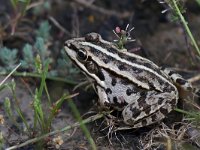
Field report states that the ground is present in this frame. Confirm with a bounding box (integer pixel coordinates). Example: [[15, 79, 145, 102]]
[[0, 0, 200, 149]]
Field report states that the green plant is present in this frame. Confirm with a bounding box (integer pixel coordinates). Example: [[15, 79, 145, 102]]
[[0, 47, 18, 71], [33, 1, 51, 15], [20, 44, 34, 70], [0, 132, 3, 150], [175, 108, 200, 126], [68, 97, 97, 150], [196, 0, 200, 6], [10, 0, 31, 15], [0, 21, 80, 85], [2, 55, 77, 148], [36, 21, 51, 40], [0, 21, 79, 84], [161, 0, 200, 57], [57, 51, 80, 77]]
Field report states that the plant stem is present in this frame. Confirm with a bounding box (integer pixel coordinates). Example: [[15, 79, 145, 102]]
[[172, 0, 200, 56], [6, 113, 104, 150], [68, 98, 97, 150], [175, 108, 197, 117], [196, 0, 200, 6]]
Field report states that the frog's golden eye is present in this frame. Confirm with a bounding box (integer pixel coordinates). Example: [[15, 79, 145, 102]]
[[77, 49, 87, 61]]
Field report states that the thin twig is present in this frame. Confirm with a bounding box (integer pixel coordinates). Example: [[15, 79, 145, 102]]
[[6, 113, 104, 150], [48, 16, 71, 36], [73, 0, 131, 19]]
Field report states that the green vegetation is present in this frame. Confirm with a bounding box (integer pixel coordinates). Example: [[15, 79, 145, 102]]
[[164, 0, 200, 56], [0, 21, 79, 82], [162, 0, 200, 129], [11, 0, 31, 15]]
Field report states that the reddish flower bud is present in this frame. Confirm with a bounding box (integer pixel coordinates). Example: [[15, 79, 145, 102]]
[[115, 27, 121, 33]]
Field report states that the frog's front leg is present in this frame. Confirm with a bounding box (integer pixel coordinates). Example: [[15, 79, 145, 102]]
[[96, 85, 111, 109], [162, 68, 193, 91], [122, 91, 177, 128]]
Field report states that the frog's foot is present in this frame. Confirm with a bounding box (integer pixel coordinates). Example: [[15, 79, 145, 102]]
[[193, 88, 200, 97], [161, 68, 192, 91]]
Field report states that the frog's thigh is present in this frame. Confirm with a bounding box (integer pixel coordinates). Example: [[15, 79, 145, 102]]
[[122, 92, 177, 128], [162, 67, 192, 91], [96, 85, 110, 108]]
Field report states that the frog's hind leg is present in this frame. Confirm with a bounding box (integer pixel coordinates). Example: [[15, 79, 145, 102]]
[[122, 91, 177, 128], [194, 88, 200, 97], [162, 68, 192, 91], [161, 68, 200, 98]]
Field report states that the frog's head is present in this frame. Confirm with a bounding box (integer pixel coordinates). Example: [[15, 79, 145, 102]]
[[64, 33, 115, 85], [64, 33, 102, 64]]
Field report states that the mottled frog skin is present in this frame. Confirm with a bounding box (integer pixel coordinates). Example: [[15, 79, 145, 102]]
[[64, 33, 197, 128]]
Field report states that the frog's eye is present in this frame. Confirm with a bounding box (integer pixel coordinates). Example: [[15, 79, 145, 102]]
[[85, 32, 100, 42], [77, 49, 87, 61]]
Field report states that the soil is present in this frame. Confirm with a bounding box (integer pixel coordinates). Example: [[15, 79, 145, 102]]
[[0, 0, 200, 149]]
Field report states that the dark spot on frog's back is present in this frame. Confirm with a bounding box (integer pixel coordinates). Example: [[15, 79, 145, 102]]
[[113, 96, 117, 103], [106, 88, 112, 94], [120, 53, 136, 62], [98, 41, 118, 53], [102, 58, 110, 64], [144, 107, 151, 115], [160, 108, 168, 115], [158, 97, 164, 105], [132, 67, 143, 73], [118, 64, 126, 71], [126, 88, 133, 96], [143, 62, 153, 69], [141, 119, 147, 126], [102, 55, 113, 64], [111, 78, 117, 86], [140, 91, 147, 97], [170, 98, 177, 106], [107, 47, 118, 54], [163, 83, 174, 93], [151, 114, 157, 122], [130, 107, 141, 118], [97, 70, 105, 81], [138, 99, 151, 113], [90, 47, 100, 56]]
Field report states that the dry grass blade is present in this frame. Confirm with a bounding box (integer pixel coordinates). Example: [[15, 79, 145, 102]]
[[0, 63, 21, 87], [6, 113, 104, 150], [188, 74, 200, 83], [48, 16, 71, 36]]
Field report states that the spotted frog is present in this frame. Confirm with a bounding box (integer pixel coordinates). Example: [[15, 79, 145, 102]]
[[64, 33, 198, 128]]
